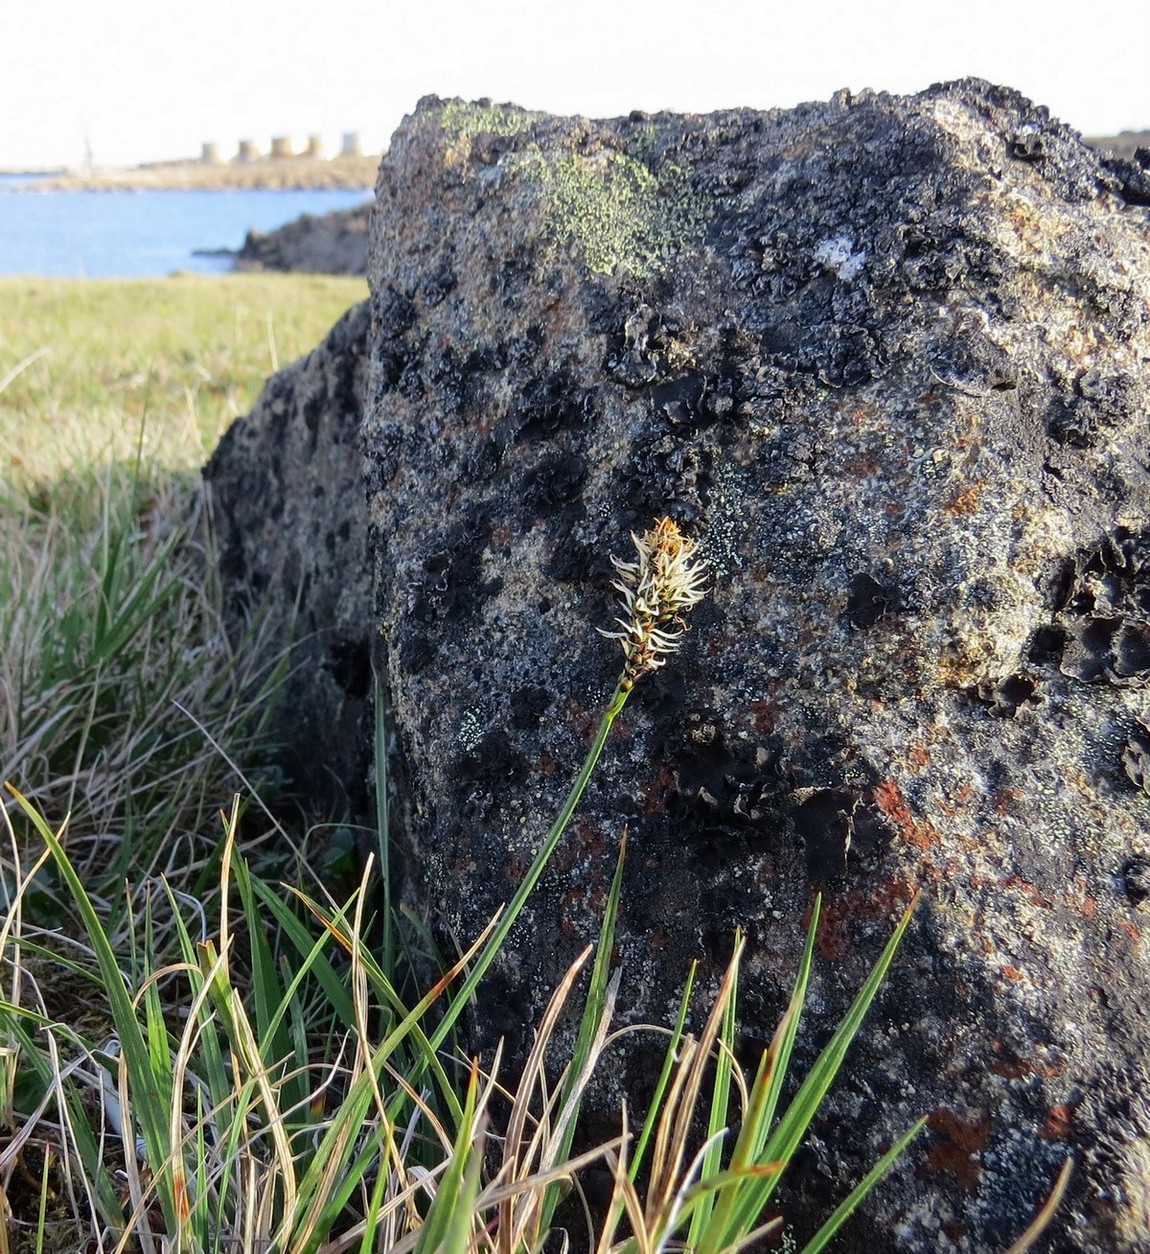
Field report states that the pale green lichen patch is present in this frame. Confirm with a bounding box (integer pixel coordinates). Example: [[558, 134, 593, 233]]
[[513, 148, 711, 277], [437, 100, 546, 140]]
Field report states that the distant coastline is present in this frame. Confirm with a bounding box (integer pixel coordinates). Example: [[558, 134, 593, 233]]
[[4, 154, 380, 192]]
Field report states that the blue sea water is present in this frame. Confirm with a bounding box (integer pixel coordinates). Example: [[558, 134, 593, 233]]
[[0, 180, 373, 278]]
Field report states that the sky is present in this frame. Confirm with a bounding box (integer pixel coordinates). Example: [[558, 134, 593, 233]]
[[2, 0, 1148, 171]]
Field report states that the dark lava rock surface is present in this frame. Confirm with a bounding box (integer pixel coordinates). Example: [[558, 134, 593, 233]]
[[204, 300, 374, 815], [211, 82, 1150, 1251]]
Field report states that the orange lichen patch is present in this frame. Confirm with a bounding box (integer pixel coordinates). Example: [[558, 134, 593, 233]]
[[1001, 874, 1053, 909], [1114, 916, 1143, 955], [559, 886, 610, 938], [1063, 876, 1096, 919], [921, 1108, 992, 1191], [936, 786, 977, 819], [845, 451, 883, 476], [749, 698, 780, 735], [872, 779, 939, 850], [869, 877, 919, 918], [943, 485, 983, 517], [1040, 1102, 1077, 1140], [988, 1041, 1062, 1082], [639, 764, 677, 816], [1000, 965, 1025, 982], [811, 877, 918, 961], [815, 906, 853, 960], [504, 851, 529, 884], [560, 886, 586, 938], [552, 818, 605, 874], [570, 703, 601, 741], [906, 744, 932, 771], [991, 788, 1021, 816], [989, 1040, 1035, 1080]]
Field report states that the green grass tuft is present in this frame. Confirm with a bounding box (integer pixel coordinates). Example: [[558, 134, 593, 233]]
[[0, 275, 365, 914]]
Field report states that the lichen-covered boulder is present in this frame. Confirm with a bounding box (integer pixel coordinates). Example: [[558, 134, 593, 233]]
[[204, 301, 374, 816], [359, 84, 1150, 1251], [204, 80, 1150, 1249]]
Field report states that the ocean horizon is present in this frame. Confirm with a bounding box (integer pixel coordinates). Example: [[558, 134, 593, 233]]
[[0, 182, 373, 278]]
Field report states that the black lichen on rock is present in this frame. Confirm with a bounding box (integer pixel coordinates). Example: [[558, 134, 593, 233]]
[[843, 572, 900, 630], [1122, 719, 1150, 793], [1121, 855, 1150, 904], [1059, 529, 1150, 686], [792, 787, 860, 881]]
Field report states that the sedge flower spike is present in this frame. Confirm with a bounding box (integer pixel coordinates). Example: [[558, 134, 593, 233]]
[[602, 516, 708, 689]]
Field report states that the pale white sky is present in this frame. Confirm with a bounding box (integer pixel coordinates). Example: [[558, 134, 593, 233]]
[[2, 0, 1147, 170]]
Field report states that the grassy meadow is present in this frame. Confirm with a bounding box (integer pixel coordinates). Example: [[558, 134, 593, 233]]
[[0, 273, 1059, 1252], [0, 274, 366, 879], [0, 274, 363, 487]]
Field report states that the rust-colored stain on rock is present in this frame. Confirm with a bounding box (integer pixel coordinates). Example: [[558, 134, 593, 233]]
[[871, 779, 939, 851], [922, 1108, 992, 1191]]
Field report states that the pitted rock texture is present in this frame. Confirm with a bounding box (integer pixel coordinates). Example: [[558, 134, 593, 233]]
[[359, 85, 1150, 1252], [204, 300, 374, 816], [206, 80, 1150, 1250]]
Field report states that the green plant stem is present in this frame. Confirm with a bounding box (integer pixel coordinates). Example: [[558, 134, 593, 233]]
[[427, 681, 631, 1054]]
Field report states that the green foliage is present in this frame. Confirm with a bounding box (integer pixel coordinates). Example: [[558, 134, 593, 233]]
[[1, 728, 925, 1253], [0, 273, 365, 495]]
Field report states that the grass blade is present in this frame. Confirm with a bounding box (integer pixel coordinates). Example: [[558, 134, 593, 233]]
[[6, 785, 181, 1236], [798, 1117, 927, 1254]]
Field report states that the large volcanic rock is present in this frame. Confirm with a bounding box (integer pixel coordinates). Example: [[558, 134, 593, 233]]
[[204, 301, 374, 816], [210, 82, 1150, 1250]]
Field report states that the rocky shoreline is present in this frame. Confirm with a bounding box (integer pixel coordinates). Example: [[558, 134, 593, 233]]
[[230, 203, 371, 275]]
